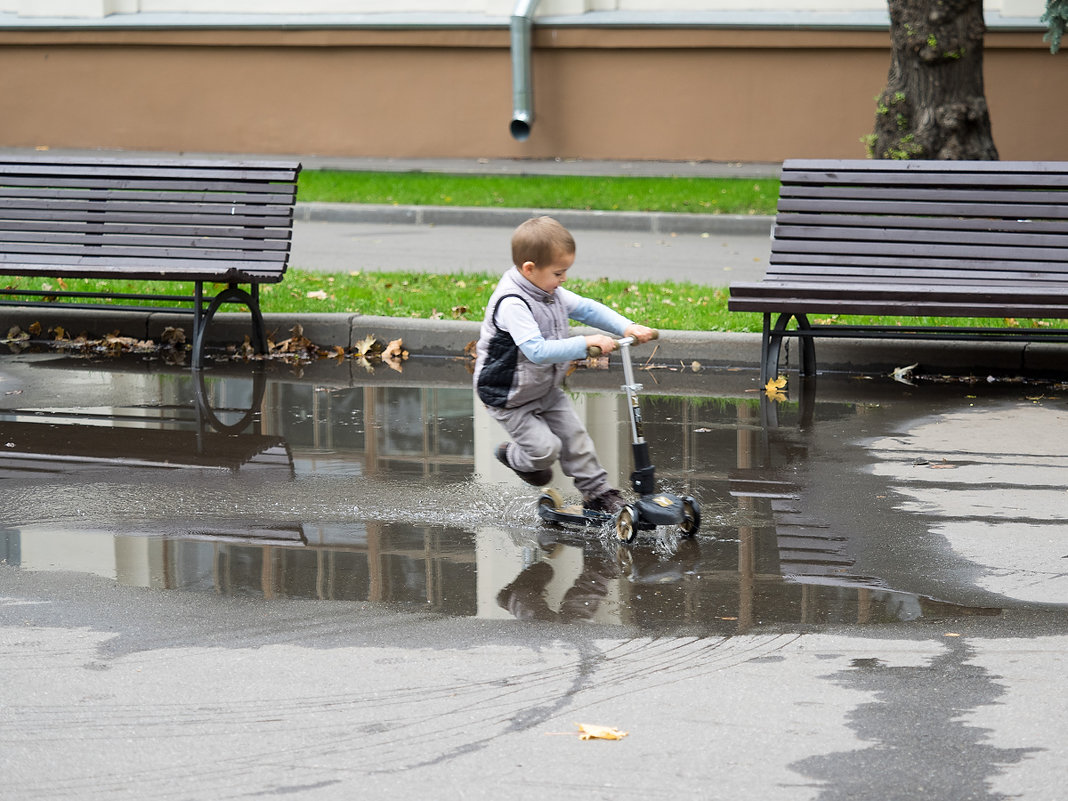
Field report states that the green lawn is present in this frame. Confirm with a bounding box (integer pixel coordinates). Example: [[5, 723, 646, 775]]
[[297, 170, 780, 216], [2, 271, 1055, 337]]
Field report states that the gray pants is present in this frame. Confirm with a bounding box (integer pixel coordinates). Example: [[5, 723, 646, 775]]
[[486, 386, 610, 498]]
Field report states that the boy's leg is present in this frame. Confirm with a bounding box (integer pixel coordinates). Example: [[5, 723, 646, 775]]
[[486, 401, 561, 474], [539, 388, 611, 498]]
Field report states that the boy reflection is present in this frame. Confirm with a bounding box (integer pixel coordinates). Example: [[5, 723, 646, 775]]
[[497, 549, 618, 622]]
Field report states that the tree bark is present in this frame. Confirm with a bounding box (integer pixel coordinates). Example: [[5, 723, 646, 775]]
[[871, 0, 998, 160]]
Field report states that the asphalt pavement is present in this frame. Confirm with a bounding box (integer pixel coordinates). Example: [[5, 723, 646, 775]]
[[289, 212, 773, 285]]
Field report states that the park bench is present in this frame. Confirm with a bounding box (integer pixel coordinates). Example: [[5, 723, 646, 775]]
[[0, 154, 301, 368], [728, 159, 1068, 382]]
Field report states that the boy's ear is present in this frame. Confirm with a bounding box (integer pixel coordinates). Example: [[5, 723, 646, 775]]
[[519, 260, 537, 276]]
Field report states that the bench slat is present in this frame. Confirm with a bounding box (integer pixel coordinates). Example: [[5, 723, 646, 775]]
[[0, 208, 294, 227], [765, 263, 1068, 284], [775, 222, 1068, 248], [0, 230, 292, 252], [776, 197, 1068, 220], [0, 187, 297, 206], [0, 220, 294, 240], [0, 244, 286, 262], [0, 256, 287, 281], [0, 161, 300, 182], [772, 239, 1068, 265], [774, 213, 1068, 236], [0, 197, 295, 217]]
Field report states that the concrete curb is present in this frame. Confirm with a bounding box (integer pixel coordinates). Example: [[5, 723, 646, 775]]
[[296, 202, 775, 236], [4, 307, 1065, 377]]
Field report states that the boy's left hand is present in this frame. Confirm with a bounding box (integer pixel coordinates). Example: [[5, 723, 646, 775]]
[[624, 324, 657, 344]]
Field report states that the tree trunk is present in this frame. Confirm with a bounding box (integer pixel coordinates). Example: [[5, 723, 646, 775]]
[[871, 0, 998, 160]]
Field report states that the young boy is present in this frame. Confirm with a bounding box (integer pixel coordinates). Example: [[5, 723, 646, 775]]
[[473, 216, 656, 514]]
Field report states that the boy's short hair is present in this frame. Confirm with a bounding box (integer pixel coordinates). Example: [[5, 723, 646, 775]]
[[511, 216, 575, 268]]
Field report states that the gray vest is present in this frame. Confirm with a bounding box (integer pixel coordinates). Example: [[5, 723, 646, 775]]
[[474, 268, 571, 408]]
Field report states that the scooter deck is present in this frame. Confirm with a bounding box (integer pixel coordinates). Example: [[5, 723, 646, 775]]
[[536, 502, 612, 528]]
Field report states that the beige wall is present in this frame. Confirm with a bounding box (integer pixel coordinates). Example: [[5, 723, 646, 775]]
[[0, 25, 1064, 162]]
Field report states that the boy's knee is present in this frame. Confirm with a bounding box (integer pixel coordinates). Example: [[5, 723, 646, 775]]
[[525, 438, 561, 469]]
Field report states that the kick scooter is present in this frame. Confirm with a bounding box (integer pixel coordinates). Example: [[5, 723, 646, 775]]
[[536, 334, 701, 544]]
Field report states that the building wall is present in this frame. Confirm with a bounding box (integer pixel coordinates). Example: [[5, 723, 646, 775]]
[[0, 22, 1064, 162]]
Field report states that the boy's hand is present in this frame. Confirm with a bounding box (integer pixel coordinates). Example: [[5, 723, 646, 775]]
[[625, 324, 658, 344], [585, 334, 618, 355]]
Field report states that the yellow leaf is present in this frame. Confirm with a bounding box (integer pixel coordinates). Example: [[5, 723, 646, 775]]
[[764, 375, 788, 402], [576, 723, 628, 741]]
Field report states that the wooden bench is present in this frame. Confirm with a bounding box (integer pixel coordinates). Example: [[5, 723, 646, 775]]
[[728, 159, 1068, 382], [0, 154, 301, 368]]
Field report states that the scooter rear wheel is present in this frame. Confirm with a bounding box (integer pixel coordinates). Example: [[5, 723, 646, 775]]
[[678, 496, 701, 538], [615, 505, 638, 544], [538, 487, 565, 511]]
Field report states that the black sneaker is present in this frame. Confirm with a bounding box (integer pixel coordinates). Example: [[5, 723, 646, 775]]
[[496, 443, 553, 487], [583, 488, 627, 515]]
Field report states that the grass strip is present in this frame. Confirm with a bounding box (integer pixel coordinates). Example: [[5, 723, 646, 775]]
[[297, 171, 780, 216], [3, 270, 1061, 338]]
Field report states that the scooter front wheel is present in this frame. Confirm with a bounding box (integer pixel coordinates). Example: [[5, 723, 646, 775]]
[[615, 505, 638, 544], [678, 496, 701, 538]]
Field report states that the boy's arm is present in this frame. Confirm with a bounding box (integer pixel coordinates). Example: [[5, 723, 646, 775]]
[[563, 289, 656, 344]]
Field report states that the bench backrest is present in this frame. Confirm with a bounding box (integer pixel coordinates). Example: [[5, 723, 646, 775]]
[[771, 159, 1068, 290], [0, 156, 301, 283]]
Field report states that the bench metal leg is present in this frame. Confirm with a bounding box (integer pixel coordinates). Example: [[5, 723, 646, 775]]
[[192, 283, 267, 370], [761, 313, 817, 383], [795, 313, 816, 377], [762, 312, 792, 384]]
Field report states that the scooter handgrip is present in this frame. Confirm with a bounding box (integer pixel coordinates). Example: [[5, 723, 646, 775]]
[[649, 329, 659, 340], [587, 345, 602, 358]]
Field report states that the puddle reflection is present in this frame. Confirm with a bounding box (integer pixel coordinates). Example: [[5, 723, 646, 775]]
[[1, 352, 1063, 634]]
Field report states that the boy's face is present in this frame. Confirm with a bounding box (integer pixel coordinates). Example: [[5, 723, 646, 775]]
[[520, 249, 574, 295]]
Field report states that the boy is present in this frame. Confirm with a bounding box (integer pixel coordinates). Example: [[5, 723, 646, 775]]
[[473, 216, 656, 514]]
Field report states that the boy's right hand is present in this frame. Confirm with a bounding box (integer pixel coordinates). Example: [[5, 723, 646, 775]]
[[585, 334, 617, 356]]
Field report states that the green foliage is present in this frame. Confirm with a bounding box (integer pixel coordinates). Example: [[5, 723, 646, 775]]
[[1043, 0, 1068, 52]]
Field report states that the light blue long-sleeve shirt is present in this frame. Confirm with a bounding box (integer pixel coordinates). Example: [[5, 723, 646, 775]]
[[496, 287, 632, 364]]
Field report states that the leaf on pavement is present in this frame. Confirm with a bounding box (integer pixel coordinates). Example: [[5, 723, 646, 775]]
[[576, 723, 628, 741]]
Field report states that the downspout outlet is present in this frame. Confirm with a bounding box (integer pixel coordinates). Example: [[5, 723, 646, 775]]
[[510, 0, 539, 141]]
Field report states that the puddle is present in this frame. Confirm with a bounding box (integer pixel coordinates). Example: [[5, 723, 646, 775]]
[[1, 351, 1066, 634]]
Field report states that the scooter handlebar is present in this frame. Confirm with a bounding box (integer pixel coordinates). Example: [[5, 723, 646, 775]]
[[586, 329, 658, 358]]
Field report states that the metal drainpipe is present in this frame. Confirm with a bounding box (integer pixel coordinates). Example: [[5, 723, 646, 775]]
[[509, 0, 540, 141]]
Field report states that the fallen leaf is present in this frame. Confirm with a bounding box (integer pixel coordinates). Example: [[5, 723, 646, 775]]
[[929, 458, 957, 469], [306, 289, 329, 300], [382, 338, 407, 361], [353, 333, 379, 357], [891, 363, 919, 385], [576, 723, 628, 741], [764, 375, 788, 402]]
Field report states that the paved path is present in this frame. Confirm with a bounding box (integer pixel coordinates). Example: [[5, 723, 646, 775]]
[[290, 218, 772, 285]]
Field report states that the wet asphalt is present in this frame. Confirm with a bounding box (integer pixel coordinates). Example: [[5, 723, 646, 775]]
[[3, 152, 1068, 801]]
